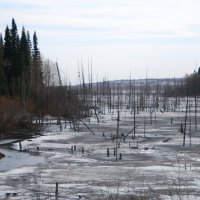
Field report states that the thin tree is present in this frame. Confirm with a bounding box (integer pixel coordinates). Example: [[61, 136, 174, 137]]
[[183, 82, 189, 147], [32, 31, 43, 109], [116, 110, 120, 161]]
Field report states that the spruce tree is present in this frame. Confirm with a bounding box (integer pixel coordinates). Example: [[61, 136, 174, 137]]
[[32, 31, 44, 111], [11, 18, 21, 95], [10, 18, 19, 49], [0, 33, 8, 95], [19, 27, 32, 98], [33, 31, 40, 59], [3, 26, 12, 65], [0, 34, 2, 44], [32, 31, 43, 86], [26, 31, 32, 64], [3, 26, 13, 95], [20, 27, 31, 71], [3, 19, 20, 95], [10, 18, 20, 74]]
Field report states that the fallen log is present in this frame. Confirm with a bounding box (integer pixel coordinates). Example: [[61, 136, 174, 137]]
[[124, 125, 139, 139], [79, 119, 95, 135], [163, 138, 172, 143]]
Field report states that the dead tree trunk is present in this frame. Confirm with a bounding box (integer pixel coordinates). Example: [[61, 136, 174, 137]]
[[183, 90, 189, 147], [116, 110, 120, 161]]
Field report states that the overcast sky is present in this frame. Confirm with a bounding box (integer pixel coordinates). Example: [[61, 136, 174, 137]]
[[1, 0, 200, 83]]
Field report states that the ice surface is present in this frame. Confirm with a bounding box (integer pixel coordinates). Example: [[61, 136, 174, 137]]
[[0, 106, 200, 199]]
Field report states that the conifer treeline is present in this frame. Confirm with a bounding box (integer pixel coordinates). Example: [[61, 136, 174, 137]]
[[0, 18, 43, 99], [0, 19, 86, 134]]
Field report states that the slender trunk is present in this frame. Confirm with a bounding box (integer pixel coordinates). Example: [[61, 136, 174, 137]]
[[116, 110, 120, 161], [144, 114, 146, 138], [183, 93, 189, 147], [133, 81, 136, 138], [189, 99, 192, 147], [194, 95, 197, 130]]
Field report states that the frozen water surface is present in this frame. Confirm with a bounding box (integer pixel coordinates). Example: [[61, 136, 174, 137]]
[[0, 148, 44, 172], [0, 109, 200, 199]]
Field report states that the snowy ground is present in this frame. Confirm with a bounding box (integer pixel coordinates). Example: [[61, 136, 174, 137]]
[[0, 108, 200, 200]]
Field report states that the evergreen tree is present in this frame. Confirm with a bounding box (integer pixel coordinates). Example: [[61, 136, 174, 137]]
[[0, 34, 2, 44], [32, 31, 44, 110], [26, 31, 32, 63], [10, 18, 20, 75], [3, 19, 20, 95], [3, 26, 13, 95], [10, 18, 19, 49], [20, 27, 31, 71], [32, 31, 43, 85], [11, 18, 20, 95], [3, 26, 12, 65], [0, 33, 8, 95], [19, 27, 32, 98], [33, 31, 40, 59], [1, 19, 43, 99]]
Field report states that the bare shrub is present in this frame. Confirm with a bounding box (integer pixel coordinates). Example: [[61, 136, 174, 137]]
[[0, 97, 22, 132], [0, 97, 35, 134]]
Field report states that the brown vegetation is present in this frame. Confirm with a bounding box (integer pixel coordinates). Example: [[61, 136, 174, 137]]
[[0, 96, 35, 136]]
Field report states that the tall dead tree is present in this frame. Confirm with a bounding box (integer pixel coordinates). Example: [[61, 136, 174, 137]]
[[116, 110, 120, 161], [133, 80, 136, 138], [183, 84, 189, 147]]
